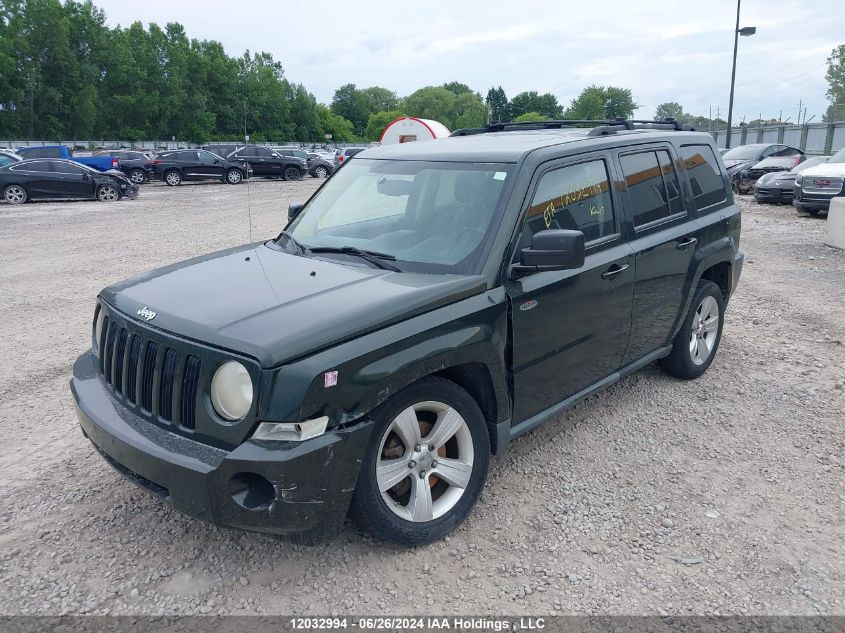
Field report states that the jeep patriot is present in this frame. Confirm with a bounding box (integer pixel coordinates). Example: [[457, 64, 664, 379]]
[[71, 119, 743, 545]]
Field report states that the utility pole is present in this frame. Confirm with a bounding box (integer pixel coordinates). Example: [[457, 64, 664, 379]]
[[797, 99, 802, 126], [725, 0, 756, 147]]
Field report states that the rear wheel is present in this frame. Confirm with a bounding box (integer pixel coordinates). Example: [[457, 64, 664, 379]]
[[314, 165, 328, 178], [283, 167, 301, 181], [128, 168, 146, 184], [3, 184, 27, 205], [350, 377, 490, 545], [97, 184, 119, 202], [659, 280, 725, 379], [226, 168, 243, 184], [164, 170, 182, 186]]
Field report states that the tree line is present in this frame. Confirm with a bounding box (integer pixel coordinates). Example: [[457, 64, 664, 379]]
[[0, 0, 641, 143]]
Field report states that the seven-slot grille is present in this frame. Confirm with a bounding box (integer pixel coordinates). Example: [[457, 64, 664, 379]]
[[96, 307, 201, 430]]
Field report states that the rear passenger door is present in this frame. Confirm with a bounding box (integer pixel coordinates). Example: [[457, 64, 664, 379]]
[[616, 145, 701, 364], [507, 153, 634, 424]]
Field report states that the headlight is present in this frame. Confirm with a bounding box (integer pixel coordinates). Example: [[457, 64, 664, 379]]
[[211, 361, 253, 420], [94, 306, 105, 350], [794, 175, 803, 186]]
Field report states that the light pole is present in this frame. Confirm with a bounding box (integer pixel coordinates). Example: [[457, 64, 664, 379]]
[[725, 0, 756, 148]]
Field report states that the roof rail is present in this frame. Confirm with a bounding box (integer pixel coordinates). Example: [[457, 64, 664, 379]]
[[450, 118, 695, 137]]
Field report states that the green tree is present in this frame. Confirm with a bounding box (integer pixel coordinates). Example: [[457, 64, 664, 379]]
[[365, 109, 406, 141], [485, 86, 509, 123], [317, 104, 356, 142], [513, 111, 547, 122], [509, 91, 562, 119], [442, 81, 473, 96], [360, 86, 398, 113], [453, 92, 486, 129], [825, 44, 845, 122], [404, 86, 456, 128], [330, 83, 370, 135], [654, 101, 684, 122], [565, 85, 637, 120]]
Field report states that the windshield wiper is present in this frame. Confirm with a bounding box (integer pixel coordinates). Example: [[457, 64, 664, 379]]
[[308, 246, 401, 271], [277, 231, 308, 255]]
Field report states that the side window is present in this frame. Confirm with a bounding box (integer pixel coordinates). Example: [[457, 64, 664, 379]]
[[54, 161, 84, 174], [620, 151, 679, 228], [656, 150, 684, 216], [772, 146, 800, 157], [16, 160, 52, 172], [524, 159, 616, 244], [680, 145, 728, 211], [198, 151, 217, 164], [255, 147, 272, 157]]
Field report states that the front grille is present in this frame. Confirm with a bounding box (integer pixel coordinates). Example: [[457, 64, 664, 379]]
[[95, 310, 200, 431], [803, 177, 844, 195], [92, 301, 258, 446]]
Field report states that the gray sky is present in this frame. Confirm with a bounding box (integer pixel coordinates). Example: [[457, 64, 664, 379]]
[[94, 0, 841, 124]]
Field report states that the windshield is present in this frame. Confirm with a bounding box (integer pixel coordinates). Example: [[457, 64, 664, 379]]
[[723, 146, 763, 160], [284, 158, 513, 274]]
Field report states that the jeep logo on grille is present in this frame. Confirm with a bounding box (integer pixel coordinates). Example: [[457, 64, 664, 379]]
[[136, 306, 157, 321]]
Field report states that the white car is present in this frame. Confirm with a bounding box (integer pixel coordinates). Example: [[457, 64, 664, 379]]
[[793, 147, 845, 215]]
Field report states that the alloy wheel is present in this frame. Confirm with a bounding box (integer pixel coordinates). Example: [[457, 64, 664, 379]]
[[689, 295, 719, 365], [315, 166, 328, 178], [4, 185, 25, 204], [165, 172, 181, 186], [98, 185, 118, 202], [376, 401, 474, 522], [129, 169, 146, 184], [227, 170, 242, 184]]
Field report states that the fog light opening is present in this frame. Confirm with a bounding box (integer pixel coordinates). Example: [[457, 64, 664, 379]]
[[227, 472, 275, 511]]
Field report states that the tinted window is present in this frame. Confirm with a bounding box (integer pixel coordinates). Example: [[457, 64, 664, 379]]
[[620, 150, 683, 228], [19, 147, 62, 159], [198, 151, 219, 164], [53, 161, 84, 174], [0, 155, 18, 167], [680, 145, 728, 211], [769, 145, 801, 157], [15, 160, 53, 172], [524, 159, 616, 243], [254, 147, 273, 158], [178, 151, 198, 161]]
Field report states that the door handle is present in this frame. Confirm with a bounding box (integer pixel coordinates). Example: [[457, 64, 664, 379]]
[[676, 237, 698, 251], [601, 263, 630, 279]]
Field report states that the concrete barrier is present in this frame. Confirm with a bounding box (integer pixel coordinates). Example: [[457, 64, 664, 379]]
[[826, 197, 845, 250]]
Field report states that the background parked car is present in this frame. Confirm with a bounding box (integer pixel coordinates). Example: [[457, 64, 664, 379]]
[[793, 147, 845, 216], [202, 144, 242, 158], [333, 147, 364, 167], [732, 154, 806, 194], [16, 145, 119, 172], [0, 149, 22, 167], [94, 150, 152, 184], [0, 159, 138, 204], [753, 156, 831, 204], [722, 143, 803, 177], [305, 152, 334, 178], [148, 149, 249, 186], [227, 146, 306, 180]]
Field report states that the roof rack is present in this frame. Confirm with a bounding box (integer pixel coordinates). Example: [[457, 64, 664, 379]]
[[450, 118, 696, 137]]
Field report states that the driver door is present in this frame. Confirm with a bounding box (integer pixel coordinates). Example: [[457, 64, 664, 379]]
[[506, 154, 634, 424], [196, 151, 224, 178]]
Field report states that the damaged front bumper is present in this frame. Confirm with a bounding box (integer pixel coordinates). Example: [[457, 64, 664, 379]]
[[71, 352, 373, 543]]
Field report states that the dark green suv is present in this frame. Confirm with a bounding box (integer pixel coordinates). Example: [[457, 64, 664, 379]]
[[71, 119, 743, 545]]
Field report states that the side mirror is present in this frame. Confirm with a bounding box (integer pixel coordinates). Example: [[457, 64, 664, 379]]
[[214, 159, 220, 164], [511, 229, 585, 278], [271, 153, 280, 158], [288, 203, 304, 222]]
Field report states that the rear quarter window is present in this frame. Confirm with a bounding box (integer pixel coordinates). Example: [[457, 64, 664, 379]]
[[680, 145, 728, 211]]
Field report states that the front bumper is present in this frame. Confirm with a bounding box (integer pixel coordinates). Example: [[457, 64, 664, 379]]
[[71, 352, 373, 542], [754, 186, 792, 203]]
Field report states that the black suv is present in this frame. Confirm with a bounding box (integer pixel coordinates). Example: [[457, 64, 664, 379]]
[[227, 146, 306, 180], [149, 149, 249, 186], [94, 150, 152, 185], [71, 119, 742, 545]]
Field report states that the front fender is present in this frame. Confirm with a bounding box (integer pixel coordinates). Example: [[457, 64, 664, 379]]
[[261, 288, 511, 435]]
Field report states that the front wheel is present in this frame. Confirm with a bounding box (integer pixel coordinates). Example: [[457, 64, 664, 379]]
[[226, 168, 243, 184], [659, 280, 725, 379], [350, 377, 490, 545], [283, 167, 301, 181], [97, 184, 119, 202], [3, 184, 27, 204]]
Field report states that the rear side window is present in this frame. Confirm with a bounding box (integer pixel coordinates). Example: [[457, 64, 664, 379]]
[[620, 150, 685, 228], [525, 159, 616, 244], [20, 147, 60, 159], [54, 161, 84, 174], [680, 145, 728, 211], [13, 160, 52, 172]]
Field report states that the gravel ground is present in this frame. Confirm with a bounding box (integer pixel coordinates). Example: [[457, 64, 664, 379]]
[[0, 183, 843, 617]]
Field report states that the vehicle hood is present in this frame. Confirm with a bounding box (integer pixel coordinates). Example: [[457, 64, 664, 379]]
[[799, 163, 845, 178], [100, 243, 487, 367], [757, 171, 796, 185], [723, 158, 755, 170]]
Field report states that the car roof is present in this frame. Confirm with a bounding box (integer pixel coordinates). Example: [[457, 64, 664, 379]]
[[360, 129, 715, 163]]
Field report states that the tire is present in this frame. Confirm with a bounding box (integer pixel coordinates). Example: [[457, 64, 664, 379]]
[[3, 184, 27, 205], [350, 376, 490, 546], [226, 168, 243, 184], [659, 280, 725, 380], [97, 184, 119, 202], [314, 165, 328, 178], [283, 167, 301, 181], [128, 169, 146, 184], [164, 170, 182, 186], [807, 209, 820, 217]]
